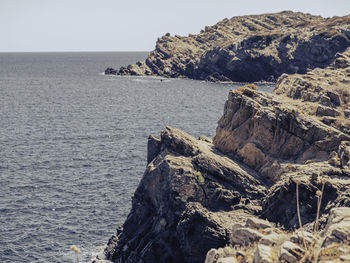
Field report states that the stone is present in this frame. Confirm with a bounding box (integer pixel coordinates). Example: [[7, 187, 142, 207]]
[[204, 248, 236, 263], [279, 241, 304, 262], [147, 135, 161, 163], [205, 248, 219, 263], [231, 227, 264, 245], [217, 257, 237, 263], [290, 229, 316, 246], [245, 217, 273, 229], [340, 254, 350, 261], [104, 67, 117, 75], [322, 207, 350, 247], [253, 244, 272, 263], [316, 105, 341, 117], [338, 141, 350, 168], [327, 91, 341, 106], [260, 232, 284, 246]]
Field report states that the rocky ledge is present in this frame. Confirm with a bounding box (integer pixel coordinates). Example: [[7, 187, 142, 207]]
[[105, 11, 350, 82], [94, 47, 350, 263]]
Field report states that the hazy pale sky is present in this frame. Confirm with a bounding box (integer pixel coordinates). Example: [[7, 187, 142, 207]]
[[0, 0, 349, 52]]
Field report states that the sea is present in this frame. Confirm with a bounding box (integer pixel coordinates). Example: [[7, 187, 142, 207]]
[[0, 52, 274, 262]]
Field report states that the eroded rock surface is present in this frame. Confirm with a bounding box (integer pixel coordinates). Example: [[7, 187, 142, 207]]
[[205, 207, 350, 263], [100, 12, 350, 263], [103, 127, 266, 263], [102, 120, 350, 263], [105, 11, 350, 83], [102, 65, 350, 261]]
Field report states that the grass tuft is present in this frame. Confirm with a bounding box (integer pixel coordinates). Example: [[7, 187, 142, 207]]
[[71, 245, 80, 263], [294, 177, 307, 249]]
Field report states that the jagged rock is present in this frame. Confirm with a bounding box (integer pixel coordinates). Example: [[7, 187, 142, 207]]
[[290, 229, 317, 246], [147, 135, 161, 163], [316, 105, 341, 117], [260, 232, 284, 246], [274, 46, 350, 134], [213, 88, 350, 181], [104, 67, 117, 75], [106, 11, 350, 83], [104, 127, 266, 263], [91, 245, 113, 263], [338, 141, 350, 168], [103, 25, 350, 261], [279, 241, 304, 262], [231, 227, 264, 245], [205, 249, 219, 263], [176, 203, 231, 262], [217, 257, 237, 263], [322, 207, 350, 247], [245, 217, 273, 229], [105, 81, 350, 262], [206, 207, 350, 263], [204, 247, 237, 263], [253, 244, 272, 263], [261, 177, 342, 228]]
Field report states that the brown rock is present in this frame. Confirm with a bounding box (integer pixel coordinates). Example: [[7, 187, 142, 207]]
[[106, 12, 350, 83]]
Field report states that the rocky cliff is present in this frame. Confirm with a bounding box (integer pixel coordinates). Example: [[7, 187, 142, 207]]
[[105, 11, 350, 82], [93, 46, 350, 263]]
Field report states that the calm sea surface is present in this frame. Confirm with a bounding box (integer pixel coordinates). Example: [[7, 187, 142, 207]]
[[0, 52, 274, 262]]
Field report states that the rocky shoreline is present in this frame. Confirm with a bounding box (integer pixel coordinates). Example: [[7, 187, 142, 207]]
[[105, 11, 350, 83], [96, 11, 350, 263]]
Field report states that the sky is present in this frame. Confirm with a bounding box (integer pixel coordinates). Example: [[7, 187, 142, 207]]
[[0, 0, 349, 52]]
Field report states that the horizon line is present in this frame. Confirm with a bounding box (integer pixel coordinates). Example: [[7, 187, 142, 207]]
[[0, 50, 151, 53]]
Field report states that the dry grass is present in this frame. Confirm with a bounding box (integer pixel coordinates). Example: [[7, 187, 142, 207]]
[[71, 245, 80, 263], [237, 83, 259, 92]]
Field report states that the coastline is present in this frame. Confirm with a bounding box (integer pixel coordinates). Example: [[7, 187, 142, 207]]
[[97, 10, 350, 263]]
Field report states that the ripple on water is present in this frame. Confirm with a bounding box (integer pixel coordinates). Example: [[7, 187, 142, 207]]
[[0, 52, 274, 262]]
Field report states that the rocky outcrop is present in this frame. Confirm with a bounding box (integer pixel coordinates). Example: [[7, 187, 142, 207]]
[[205, 207, 350, 263], [105, 11, 350, 82], [274, 47, 350, 135], [102, 127, 267, 263], [98, 13, 350, 263], [101, 83, 350, 262]]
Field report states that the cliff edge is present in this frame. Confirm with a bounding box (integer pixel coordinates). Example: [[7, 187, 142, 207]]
[[105, 11, 350, 82], [94, 46, 350, 263]]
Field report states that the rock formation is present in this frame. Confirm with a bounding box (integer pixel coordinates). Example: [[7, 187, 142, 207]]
[[96, 50, 350, 260], [205, 207, 350, 263], [95, 11, 350, 263], [105, 11, 350, 83]]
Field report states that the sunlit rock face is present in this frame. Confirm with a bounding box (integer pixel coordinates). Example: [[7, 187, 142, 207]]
[[98, 11, 350, 263], [106, 11, 350, 83]]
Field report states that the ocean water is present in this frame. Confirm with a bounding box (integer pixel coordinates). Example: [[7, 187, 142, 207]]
[[0, 52, 274, 262]]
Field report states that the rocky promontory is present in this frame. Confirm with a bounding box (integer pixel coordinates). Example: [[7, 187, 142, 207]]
[[105, 11, 350, 82], [96, 11, 350, 263], [94, 43, 350, 262]]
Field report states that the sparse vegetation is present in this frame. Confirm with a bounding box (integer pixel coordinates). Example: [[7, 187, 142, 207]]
[[294, 177, 307, 249], [71, 245, 80, 263], [237, 83, 259, 92], [314, 177, 326, 233], [194, 170, 205, 184]]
